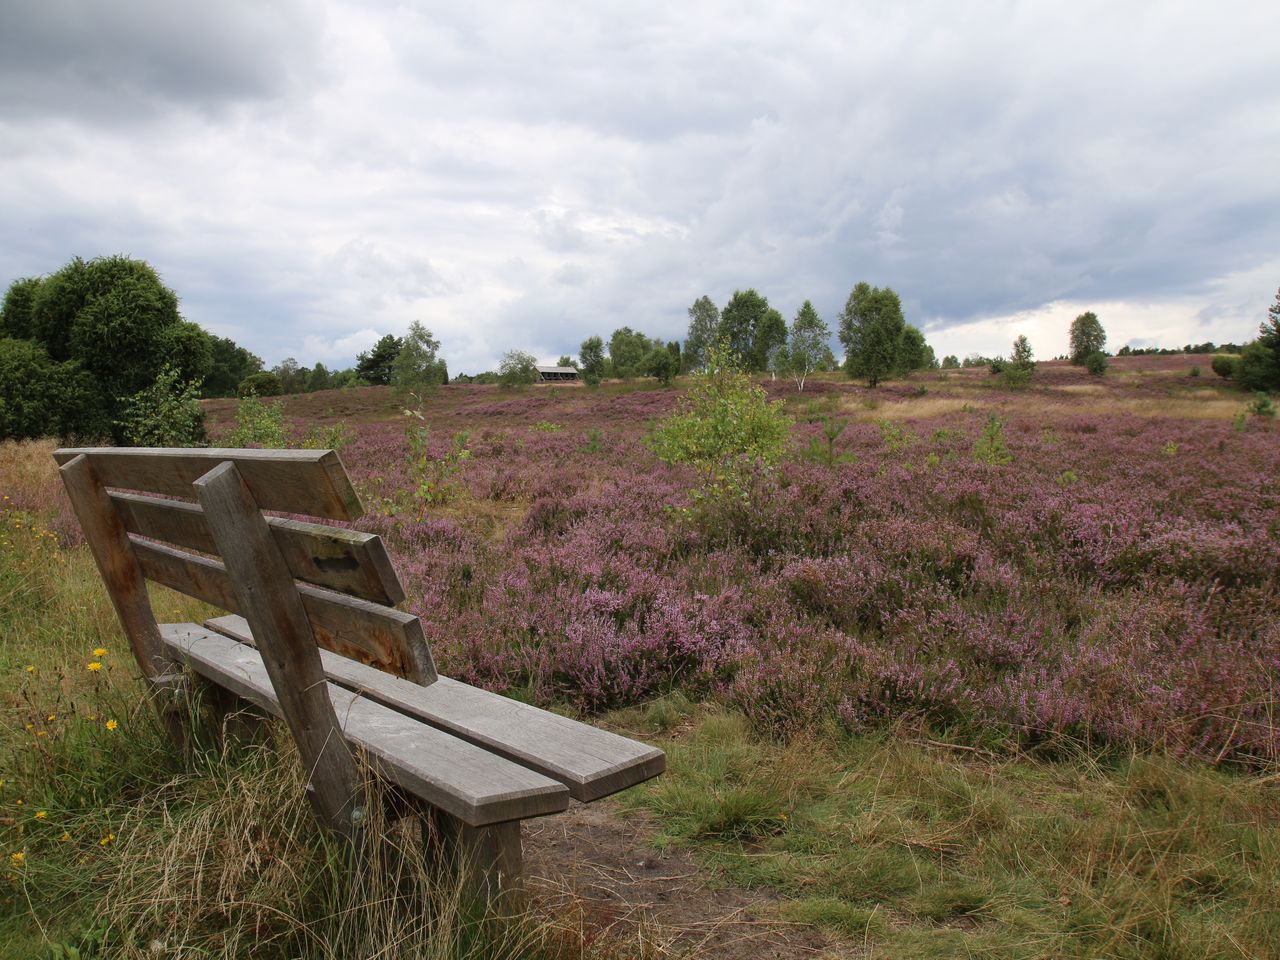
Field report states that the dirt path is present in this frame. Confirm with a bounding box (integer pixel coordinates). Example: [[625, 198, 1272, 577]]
[[524, 803, 857, 960]]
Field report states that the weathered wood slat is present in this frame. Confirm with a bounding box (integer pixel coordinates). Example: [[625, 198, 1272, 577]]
[[111, 491, 405, 605], [52, 447, 363, 520], [206, 614, 665, 801], [134, 540, 436, 684], [194, 460, 360, 835], [161, 624, 569, 825]]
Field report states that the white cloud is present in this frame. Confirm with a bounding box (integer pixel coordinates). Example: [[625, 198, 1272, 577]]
[[0, 0, 1277, 373]]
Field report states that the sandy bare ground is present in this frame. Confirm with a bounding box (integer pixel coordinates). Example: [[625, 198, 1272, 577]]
[[524, 803, 858, 960]]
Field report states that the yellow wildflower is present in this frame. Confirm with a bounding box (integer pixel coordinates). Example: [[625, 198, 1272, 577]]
[[105, 720, 118, 731], [24, 665, 34, 673], [34, 811, 46, 820], [60, 832, 70, 842], [46, 714, 55, 722], [87, 662, 102, 672], [98, 833, 114, 846], [9, 852, 24, 868], [93, 648, 108, 658], [36, 730, 47, 738]]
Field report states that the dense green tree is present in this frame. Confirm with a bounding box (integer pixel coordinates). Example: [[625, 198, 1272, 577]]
[[204, 336, 263, 397], [0, 277, 41, 340], [749, 306, 787, 373], [1243, 287, 1280, 391], [26, 256, 186, 405], [330, 368, 363, 389], [718, 289, 784, 372], [897, 324, 931, 374], [642, 345, 678, 385], [307, 362, 332, 392], [684, 295, 720, 372], [1, 255, 226, 438], [780, 300, 831, 391], [27, 256, 92, 360], [1084, 350, 1108, 376], [941, 355, 960, 369], [239, 371, 282, 397], [0, 337, 108, 440], [498, 349, 539, 387], [1235, 340, 1277, 391], [839, 282, 905, 387], [391, 322, 447, 393], [608, 327, 653, 379], [158, 320, 214, 386], [579, 335, 606, 385], [356, 334, 402, 385], [1069, 311, 1107, 365], [718, 289, 764, 364], [272, 358, 308, 395], [1002, 335, 1036, 388], [1011, 335, 1033, 368], [556, 355, 579, 370]]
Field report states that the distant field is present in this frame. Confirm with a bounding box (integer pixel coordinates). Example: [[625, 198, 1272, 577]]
[[197, 357, 1279, 765], [3, 356, 1278, 958]]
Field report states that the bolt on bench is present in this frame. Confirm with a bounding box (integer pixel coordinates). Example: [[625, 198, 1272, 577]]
[[54, 447, 664, 901]]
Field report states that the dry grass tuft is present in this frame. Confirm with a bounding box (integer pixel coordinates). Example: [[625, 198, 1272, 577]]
[[840, 396, 985, 422], [94, 748, 571, 960]]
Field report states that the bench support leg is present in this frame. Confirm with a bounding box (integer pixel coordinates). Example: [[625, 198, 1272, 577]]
[[60, 454, 189, 751], [195, 461, 361, 838], [422, 809, 524, 913], [195, 677, 270, 749]]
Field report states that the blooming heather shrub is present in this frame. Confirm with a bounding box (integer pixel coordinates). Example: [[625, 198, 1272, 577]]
[[306, 384, 1280, 766], [726, 625, 865, 739]]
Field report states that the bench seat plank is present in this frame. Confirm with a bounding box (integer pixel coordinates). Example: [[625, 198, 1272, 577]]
[[206, 614, 666, 802], [161, 624, 569, 826]]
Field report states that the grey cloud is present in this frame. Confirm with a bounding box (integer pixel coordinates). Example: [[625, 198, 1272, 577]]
[[0, 0, 324, 122], [1, 1, 1277, 371]]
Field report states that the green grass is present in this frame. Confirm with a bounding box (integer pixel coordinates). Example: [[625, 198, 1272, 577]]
[[0, 464, 630, 960], [610, 697, 1280, 958]]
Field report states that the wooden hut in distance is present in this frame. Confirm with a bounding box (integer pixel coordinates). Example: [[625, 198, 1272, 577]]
[[536, 365, 579, 383]]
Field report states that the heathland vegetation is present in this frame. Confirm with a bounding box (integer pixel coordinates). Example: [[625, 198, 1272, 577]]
[[3, 262, 1280, 957]]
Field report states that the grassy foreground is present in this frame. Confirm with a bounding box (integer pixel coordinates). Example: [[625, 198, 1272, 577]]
[[0, 443, 629, 960], [616, 700, 1280, 958]]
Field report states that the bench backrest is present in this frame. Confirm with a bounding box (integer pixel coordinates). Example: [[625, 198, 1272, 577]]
[[53, 447, 436, 684]]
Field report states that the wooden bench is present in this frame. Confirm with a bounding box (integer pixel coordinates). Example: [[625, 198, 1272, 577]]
[[54, 446, 664, 900]]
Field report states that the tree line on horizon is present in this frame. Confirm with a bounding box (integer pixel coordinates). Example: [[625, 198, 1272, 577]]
[[558, 284, 935, 392], [5, 253, 1279, 443]]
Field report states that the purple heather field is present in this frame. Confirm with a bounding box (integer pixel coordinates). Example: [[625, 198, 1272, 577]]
[[40, 357, 1280, 766]]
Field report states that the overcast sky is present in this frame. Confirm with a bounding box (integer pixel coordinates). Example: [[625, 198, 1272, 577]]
[[2, 1, 1278, 374]]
